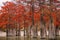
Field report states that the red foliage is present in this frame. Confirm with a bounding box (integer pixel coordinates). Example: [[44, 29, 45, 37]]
[[0, 1, 60, 30]]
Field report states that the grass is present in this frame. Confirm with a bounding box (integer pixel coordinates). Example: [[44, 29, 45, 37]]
[[0, 36, 60, 40]]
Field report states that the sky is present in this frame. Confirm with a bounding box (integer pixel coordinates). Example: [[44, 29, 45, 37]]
[[0, 0, 12, 6]]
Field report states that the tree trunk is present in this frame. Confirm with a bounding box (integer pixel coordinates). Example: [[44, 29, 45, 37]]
[[48, 21, 56, 39]]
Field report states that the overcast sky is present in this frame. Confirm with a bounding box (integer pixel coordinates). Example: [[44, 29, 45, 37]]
[[0, 0, 12, 6]]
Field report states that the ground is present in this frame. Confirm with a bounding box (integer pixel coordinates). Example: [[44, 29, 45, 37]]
[[0, 36, 60, 40]]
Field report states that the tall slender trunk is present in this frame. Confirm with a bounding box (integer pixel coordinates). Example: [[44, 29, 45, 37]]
[[48, 0, 56, 39], [6, 24, 9, 37]]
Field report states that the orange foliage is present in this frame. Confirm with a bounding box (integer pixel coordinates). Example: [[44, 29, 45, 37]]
[[0, 1, 60, 30]]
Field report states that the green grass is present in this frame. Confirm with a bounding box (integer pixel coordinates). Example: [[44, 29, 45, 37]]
[[0, 36, 60, 40]]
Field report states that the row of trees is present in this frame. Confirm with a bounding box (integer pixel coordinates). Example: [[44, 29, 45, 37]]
[[0, 0, 60, 39]]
